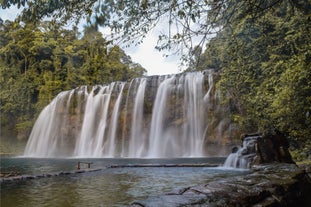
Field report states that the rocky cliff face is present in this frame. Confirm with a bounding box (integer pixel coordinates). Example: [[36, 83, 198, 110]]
[[24, 70, 241, 158]]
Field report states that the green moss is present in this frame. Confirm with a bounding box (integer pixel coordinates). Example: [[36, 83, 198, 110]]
[[290, 148, 311, 162], [296, 160, 311, 166]]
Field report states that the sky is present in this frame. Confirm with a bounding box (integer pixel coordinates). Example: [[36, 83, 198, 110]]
[[0, 6, 181, 76]]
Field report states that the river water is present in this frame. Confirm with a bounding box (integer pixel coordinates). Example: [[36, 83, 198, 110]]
[[1, 157, 248, 207]]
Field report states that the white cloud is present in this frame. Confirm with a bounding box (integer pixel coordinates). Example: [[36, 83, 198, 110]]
[[99, 25, 182, 76], [0, 5, 20, 20], [123, 32, 182, 76]]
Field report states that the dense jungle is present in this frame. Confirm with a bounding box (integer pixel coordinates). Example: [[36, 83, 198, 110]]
[[0, 0, 310, 162]]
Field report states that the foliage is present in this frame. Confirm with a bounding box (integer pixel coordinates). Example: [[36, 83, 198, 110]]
[[290, 139, 311, 161], [2, 0, 310, 64], [0, 19, 146, 139], [197, 1, 311, 152], [1, 0, 310, 156]]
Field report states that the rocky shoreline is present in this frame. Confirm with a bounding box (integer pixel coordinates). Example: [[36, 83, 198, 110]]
[[131, 163, 311, 207], [131, 133, 311, 207]]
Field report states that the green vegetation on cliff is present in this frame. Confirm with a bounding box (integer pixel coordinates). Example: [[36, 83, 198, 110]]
[[0, 19, 146, 140], [195, 1, 311, 160], [1, 0, 310, 159]]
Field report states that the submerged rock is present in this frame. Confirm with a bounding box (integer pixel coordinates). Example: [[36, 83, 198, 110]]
[[130, 163, 311, 207]]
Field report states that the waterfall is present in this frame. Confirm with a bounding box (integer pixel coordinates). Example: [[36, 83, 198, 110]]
[[182, 73, 205, 156], [147, 76, 175, 157], [73, 85, 115, 157], [128, 78, 147, 157], [223, 135, 259, 169], [105, 82, 125, 157], [120, 79, 135, 157], [24, 70, 239, 158]]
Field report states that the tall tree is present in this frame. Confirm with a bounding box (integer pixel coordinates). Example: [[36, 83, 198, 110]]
[[0, 19, 146, 140], [196, 0, 311, 158]]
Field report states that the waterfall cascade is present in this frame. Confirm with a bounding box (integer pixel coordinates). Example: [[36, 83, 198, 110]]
[[223, 135, 260, 168], [24, 70, 239, 158], [223, 132, 295, 169]]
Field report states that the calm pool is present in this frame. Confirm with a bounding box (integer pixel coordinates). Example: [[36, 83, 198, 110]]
[[1, 158, 247, 207]]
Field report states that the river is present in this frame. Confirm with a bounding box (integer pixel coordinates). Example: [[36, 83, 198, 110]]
[[1, 157, 248, 207]]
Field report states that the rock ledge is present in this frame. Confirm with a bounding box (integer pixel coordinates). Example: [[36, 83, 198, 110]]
[[131, 164, 311, 207]]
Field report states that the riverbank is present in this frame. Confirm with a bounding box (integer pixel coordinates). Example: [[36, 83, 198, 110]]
[[131, 163, 311, 207]]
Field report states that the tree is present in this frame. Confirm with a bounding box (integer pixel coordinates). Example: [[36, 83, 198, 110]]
[[2, 0, 310, 63], [0, 18, 146, 140], [1, 0, 310, 158], [195, 0, 311, 159]]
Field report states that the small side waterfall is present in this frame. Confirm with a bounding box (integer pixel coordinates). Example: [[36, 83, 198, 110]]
[[24, 70, 239, 158], [223, 132, 295, 169], [223, 135, 260, 168]]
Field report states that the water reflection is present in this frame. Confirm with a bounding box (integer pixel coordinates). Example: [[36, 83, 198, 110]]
[[1, 158, 247, 206]]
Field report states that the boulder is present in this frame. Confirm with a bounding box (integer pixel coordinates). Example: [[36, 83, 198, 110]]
[[251, 131, 294, 165], [224, 132, 294, 168]]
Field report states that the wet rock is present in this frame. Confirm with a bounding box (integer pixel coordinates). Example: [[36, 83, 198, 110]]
[[231, 146, 239, 153], [131, 193, 208, 207], [0, 171, 20, 178], [225, 132, 294, 168], [62, 171, 73, 175], [297, 163, 311, 176], [0, 168, 102, 184], [23, 175, 35, 180], [130, 163, 311, 207], [252, 131, 294, 165]]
